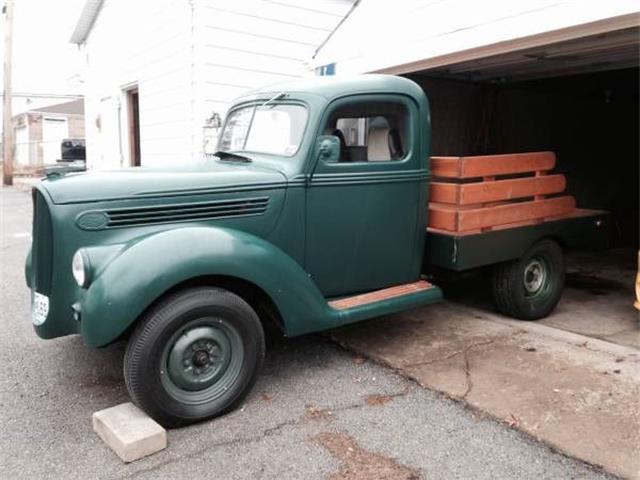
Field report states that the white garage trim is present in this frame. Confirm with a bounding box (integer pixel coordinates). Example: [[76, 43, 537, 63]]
[[375, 12, 639, 75]]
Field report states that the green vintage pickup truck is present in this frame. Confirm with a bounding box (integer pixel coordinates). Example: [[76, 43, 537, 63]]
[[26, 75, 609, 426]]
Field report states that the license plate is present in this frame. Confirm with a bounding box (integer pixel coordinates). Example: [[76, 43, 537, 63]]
[[32, 291, 49, 326]]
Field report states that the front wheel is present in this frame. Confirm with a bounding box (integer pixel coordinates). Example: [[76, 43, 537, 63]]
[[491, 239, 565, 320], [124, 287, 265, 428]]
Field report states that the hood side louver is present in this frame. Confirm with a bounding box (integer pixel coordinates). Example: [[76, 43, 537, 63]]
[[84, 197, 269, 229]]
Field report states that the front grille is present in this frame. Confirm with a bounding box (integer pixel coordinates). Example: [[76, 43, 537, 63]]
[[31, 189, 53, 294], [103, 196, 270, 228]]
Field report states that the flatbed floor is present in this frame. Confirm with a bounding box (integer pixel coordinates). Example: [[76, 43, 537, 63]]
[[424, 209, 611, 271]]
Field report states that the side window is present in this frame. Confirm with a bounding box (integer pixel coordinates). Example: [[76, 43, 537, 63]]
[[324, 101, 409, 162]]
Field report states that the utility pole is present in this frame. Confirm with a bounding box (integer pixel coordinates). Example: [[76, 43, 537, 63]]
[[2, 0, 14, 186]]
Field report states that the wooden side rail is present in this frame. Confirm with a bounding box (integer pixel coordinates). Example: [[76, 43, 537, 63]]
[[431, 151, 556, 178], [429, 196, 576, 232], [431, 174, 567, 205], [427, 151, 575, 233]]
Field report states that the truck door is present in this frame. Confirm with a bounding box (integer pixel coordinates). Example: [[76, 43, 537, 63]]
[[306, 94, 427, 297]]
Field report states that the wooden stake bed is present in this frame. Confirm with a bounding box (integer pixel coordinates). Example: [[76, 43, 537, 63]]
[[428, 152, 576, 233], [329, 280, 433, 310]]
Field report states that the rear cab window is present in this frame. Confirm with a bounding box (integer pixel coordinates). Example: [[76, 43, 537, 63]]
[[324, 100, 410, 163]]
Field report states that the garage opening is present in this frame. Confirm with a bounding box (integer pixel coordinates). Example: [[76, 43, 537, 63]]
[[402, 28, 638, 348], [406, 67, 638, 247]]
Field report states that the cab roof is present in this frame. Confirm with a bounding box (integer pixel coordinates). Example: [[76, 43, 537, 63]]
[[239, 74, 426, 103]]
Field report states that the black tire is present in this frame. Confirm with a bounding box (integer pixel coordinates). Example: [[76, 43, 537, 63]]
[[491, 239, 565, 320], [124, 287, 265, 428]]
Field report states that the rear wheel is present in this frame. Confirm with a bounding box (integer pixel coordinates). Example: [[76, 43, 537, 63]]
[[492, 239, 565, 320], [124, 287, 265, 428]]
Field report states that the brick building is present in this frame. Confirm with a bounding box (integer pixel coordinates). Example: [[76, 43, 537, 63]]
[[14, 99, 85, 168]]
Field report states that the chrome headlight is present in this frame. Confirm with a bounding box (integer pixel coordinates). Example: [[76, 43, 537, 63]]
[[72, 249, 90, 288]]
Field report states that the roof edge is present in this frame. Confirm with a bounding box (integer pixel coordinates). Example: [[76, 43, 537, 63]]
[[374, 12, 640, 76], [312, 0, 361, 60], [70, 0, 105, 45]]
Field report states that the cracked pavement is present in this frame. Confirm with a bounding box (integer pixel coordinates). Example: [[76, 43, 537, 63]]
[[0, 186, 617, 479]]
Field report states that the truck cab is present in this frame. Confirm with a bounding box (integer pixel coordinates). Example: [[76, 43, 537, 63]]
[[214, 75, 432, 297], [26, 75, 608, 427]]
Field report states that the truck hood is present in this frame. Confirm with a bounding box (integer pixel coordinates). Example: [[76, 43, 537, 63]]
[[40, 161, 288, 204]]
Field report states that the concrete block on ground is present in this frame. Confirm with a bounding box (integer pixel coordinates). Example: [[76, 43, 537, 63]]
[[92, 402, 167, 463]]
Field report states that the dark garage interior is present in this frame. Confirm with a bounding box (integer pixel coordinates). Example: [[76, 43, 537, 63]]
[[403, 27, 639, 248], [406, 68, 638, 248]]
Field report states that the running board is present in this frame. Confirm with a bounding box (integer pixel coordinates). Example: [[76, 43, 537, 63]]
[[329, 280, 437, 310]]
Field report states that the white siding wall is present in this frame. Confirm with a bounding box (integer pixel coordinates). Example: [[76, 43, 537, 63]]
[[81, 0, 353, 168], [82, 0, 193, 169], [192, 0, 353, 154], [313, 0, 640, 74]]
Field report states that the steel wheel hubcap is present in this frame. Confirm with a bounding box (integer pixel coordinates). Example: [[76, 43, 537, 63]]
[[160, 318, 244, 405], [166, 326, 231, 391], [523, 259, 547, 296]]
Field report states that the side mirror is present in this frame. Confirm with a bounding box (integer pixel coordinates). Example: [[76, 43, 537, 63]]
[[317, 135, 340, 163]]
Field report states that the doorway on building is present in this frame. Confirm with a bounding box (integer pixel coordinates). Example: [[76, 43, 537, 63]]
[[126, 87, 141, 166]]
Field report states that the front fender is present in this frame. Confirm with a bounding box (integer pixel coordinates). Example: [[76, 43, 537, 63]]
[[80, 226, 333, 347]]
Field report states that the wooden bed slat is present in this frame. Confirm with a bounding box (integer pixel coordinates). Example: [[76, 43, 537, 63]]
[[428, 196, 576, 232], [427, 208, 605, 236], [428, 203, 460, 231], [430, 174, 566, 205], [431, 151, 556, 179]]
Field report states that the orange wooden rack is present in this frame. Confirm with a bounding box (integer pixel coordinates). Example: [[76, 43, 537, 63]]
[[428, 151, 576, 234]]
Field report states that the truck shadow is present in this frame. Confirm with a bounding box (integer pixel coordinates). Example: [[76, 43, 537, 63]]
[[432, 248, 636, 312], [434, 269, 494, 311], [51, 331, 333, 408]]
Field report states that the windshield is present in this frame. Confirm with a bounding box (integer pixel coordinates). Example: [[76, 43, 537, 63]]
[[217, 103, 308, 157]]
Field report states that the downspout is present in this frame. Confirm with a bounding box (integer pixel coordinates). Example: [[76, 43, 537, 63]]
[[116, 96, 124, 167]]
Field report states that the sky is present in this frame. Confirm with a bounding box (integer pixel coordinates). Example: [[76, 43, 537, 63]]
[[1, 0, 86, 95]]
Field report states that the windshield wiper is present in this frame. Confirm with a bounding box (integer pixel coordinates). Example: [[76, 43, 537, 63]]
[[260, 92, 287, 108], [213, 151, 252, 163]]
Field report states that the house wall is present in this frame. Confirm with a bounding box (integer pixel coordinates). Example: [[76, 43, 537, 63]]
[[12, 113, 43, 167], [192, 0, 352, 153], [81, 0, 193, 169], [67, 114, 85, 138], [27, 114, 42, 165], [0, 96, 80, 137], [13, 111, 85, 167], [13, 114, 30, 166], [80, 0, 353, 169]]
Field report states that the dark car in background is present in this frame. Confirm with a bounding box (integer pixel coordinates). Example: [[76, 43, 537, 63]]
[[45, 138, 86, 176]]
